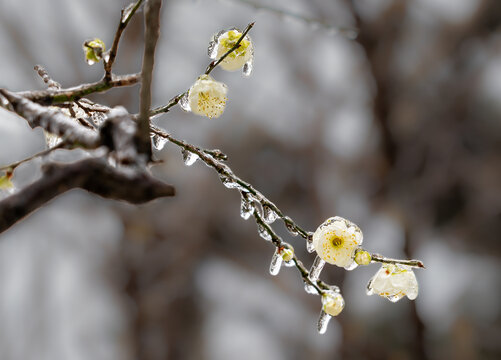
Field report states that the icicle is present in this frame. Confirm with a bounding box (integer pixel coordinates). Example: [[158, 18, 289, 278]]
[[182, 149, 199, 166], [306, 232, 315, 253], [269, 248, 283, 276], [257, 224, 272, 241], [178, 92, 191, 112], [262, 204, 278, 224], [309, 256, 325, 281], [151, 134, 168, 150], [240, 195, 254, 220], [317, 310, 332, 334], [243, 58, 253, 77]]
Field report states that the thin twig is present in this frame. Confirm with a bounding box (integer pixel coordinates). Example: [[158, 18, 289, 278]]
[[104, 0, 144, 80], [34, 65, 61, 89], [138, 0, 162, 158]]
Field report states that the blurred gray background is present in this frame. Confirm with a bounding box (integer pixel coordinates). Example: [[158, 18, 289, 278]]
[[1, 0, 500, 359]]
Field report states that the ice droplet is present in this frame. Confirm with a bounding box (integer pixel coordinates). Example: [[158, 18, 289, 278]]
[[306, 232, 315, 253], [208, 36, 219, 59], [121, 2, 135, 23], [309, 256, 325, 281], [262, 204, 278, 224], [86, 59, 96, 66], [240, 196, 254, 220], [178, 92, 191, 112], [304, 282, 319, 295], [269, 248, 283, 276], [317, 310, 332, 334], [182, 149, 199, 166], [243, 58, 253, 77], [344, 260, 358, 271], [257, 224, 272, 241], [151, 134, 168, 150], [283, 216, 298, 236]]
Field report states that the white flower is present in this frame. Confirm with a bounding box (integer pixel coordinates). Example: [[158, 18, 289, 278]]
[[321, 292, 345, 317], [209, 29, 253, 72], [312, 216, 363, 269], [367, 264, 419, 302], [186, 75, 228, 119]]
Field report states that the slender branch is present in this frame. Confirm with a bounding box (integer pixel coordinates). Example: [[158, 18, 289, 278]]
[[204, 22, 255, 75], [104, 0, 144, 80], [0, 157, 175, 234], [149, 22, 255, 117], [371, 254, 426, 269], [16, 73, 140, 105], [137, 0, 162, 158]]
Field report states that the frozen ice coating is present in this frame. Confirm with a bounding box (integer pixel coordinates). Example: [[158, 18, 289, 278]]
[[209, 28, 254, 74], [257, 224, 272, 241], [367, 264, 419, 302], [240, 196, 254, 220], [181, 148, 199, 166], [309, 256, 326, 281], [262, 204, 278, 224], [151, 134, 168, 151], [312, 216, 363, 269]]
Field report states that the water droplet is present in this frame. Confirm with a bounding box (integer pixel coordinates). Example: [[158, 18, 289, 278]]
[[182, 149, 199, 166], [103, 53, 110, 63], [178, 92, 191, 112], [86, 59, 96, 66], [306, 232, 315, 253], [240, 196, 254, 220], [262, 204, 278, 224], [257, 224, 272, 241], [309, 256, 325, 281], [317, 310, 332, 334], [151, 134, 168, 150], [243, 58, 253, 77], [269, 248, 283, 276]]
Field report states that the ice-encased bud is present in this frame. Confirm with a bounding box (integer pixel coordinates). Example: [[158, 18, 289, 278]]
[[209, 29, 254, 74], [240, 195, 254, 220], [312, 216, 363, 269], [181, 149, 199, 166], [354, 249, 371, 266], [321, 292, 345, 317], [187, 75, 227, 119], [83, 38, 106, 65], [262, 204, 278, 224], [257, 224, 272, 241], [367, 264, 419, 302], [151, 134, 168, 150]]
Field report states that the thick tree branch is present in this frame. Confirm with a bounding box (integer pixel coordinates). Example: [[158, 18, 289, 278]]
[[137, 0, 162, 158], [0, 89, 100, 148], [0, 157, 174, 233]]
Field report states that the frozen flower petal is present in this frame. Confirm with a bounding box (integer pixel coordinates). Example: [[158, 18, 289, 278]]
[[187, 75, 228, 119], [312, 216, 363, 269], [367, 264, 419, 302]]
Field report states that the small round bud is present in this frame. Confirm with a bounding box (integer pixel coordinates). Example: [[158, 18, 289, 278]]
[[354, 249, 371, 266], [83, 38, 106, 65], [321, 292, 345, 317], [281, 246, 294, 262]]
